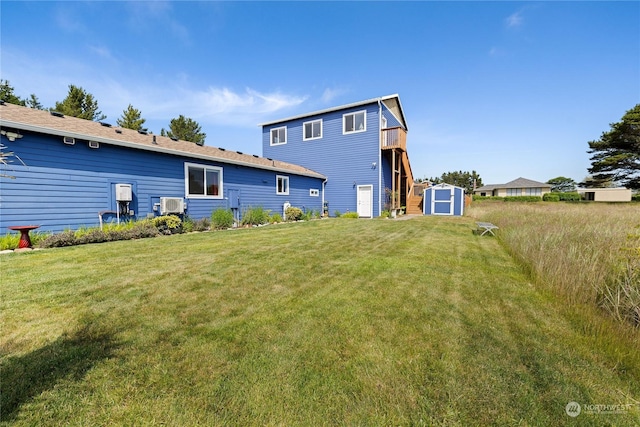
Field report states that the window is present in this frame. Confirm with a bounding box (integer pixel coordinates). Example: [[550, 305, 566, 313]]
[[526, 187, 542, 196], [303, 119, 322, 141], [506, 188, 522, 196], [276, 175, 289, 195], [270, 126, 287, 145], [310, 189, 319, 197], [343, 111, 366, 134], [185, 163, 223, 198]]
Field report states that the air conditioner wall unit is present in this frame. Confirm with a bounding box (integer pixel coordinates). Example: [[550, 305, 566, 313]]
[[160, 197, 185, 215]]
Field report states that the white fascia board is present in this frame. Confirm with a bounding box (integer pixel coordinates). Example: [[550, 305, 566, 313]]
[[258, 94, 401, 127]]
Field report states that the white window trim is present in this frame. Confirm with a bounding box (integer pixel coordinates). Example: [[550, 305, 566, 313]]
[[303, 119, 323, 141], [270, 126, 287, 146], [309, 189, 319, 197], [343, 110, 367, 135], [276, 175, 289, 195], [184, 162, 223, 199]]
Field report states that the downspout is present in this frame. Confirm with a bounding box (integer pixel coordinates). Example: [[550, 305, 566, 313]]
[[377, 99, 383, 217], [322, 178, 328, 217]]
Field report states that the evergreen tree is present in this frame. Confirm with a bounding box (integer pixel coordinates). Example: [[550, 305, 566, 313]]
[[546, 176, 577, 192], [161, 115, 206, 145], [117, 104, 146, 131], [0, 79, 26, 106], [25, 94, 44, 110], [427, 170, 483, 193], [53, 84, 106, 121], [587, 104, 640, 189]]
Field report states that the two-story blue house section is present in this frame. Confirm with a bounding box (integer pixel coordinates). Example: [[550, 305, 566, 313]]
[[260, 95, 418, 217], [0, 103, 325, 234]]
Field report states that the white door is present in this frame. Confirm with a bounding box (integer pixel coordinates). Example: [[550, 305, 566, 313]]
[[357, 185, 373, 218], [432, 187, 454, 215]]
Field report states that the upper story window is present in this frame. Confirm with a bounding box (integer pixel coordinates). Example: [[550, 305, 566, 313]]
[[343, 110, 366, 134], [276, 175, 289, 195], [270, 126, 287, 145], [303, 119, 322, 141], [185, 163, 223, 199]]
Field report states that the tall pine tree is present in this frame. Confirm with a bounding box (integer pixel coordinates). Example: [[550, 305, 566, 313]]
[[117, 104, 146, 131], [161, 115, 206, 145], [53, 84, 106, 121]]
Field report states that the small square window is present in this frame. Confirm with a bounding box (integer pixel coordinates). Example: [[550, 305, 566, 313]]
[[310, 189, 319, 197], [303, 119, 322, 141], [276, 175, 289, 195], [343, 111, 366, 134], [271, 126, 287, 145]]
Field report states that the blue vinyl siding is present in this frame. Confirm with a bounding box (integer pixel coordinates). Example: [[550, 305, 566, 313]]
[[262, 103, 381, 216], [0, 131, 323, 233]]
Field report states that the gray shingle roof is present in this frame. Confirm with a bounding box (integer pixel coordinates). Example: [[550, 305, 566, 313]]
[[0, 103, 326, 179], [475, 177, 551, 192]]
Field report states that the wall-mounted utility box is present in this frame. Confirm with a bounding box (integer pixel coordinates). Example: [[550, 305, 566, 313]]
[[115, 183, 133, 202]]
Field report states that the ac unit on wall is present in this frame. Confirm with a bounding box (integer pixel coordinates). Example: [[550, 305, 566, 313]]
[[160, 197, 185, 215]]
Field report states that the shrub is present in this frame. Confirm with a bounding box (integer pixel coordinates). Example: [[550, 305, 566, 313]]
[[242, 206, 270, 226], [182, 216, 195, 233], [269, 213, 283, 223], [543, 193, 560, 202], [39, 230, 77, 248], [333, 210, 342, 217], [211, 208, 234, 230], [342, 212, 359, 219], [558, 192, 582, 201], [192, 217, 210, 232], [152, 215, 182, 234], [503, 196, 542, 202], [285, 206, 303, 221], [0, 233, 21, 251], [632, 194, 640, 202]]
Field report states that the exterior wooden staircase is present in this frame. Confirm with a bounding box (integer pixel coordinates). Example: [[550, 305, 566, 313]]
[[381, 127, 423, 215]]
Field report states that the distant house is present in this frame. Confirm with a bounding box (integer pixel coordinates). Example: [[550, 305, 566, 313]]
[[260, 95, 421, 217], [0, 103, 325, 234], [578, 187, 632, 202], [474, 177, 552, 198]]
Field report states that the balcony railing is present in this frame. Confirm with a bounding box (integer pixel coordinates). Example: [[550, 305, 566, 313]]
[[381, 127, 407, 151]]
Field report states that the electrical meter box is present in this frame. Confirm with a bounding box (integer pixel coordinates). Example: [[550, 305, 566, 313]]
[[115, 183, 133, 202]]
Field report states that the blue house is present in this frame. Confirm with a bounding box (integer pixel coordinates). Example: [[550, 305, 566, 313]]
[[260, 95, 420, 218], [0, 102, 325, 234]]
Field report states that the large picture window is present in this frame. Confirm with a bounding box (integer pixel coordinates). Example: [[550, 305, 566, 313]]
[[343, 111, 366, 134], [270, 126, 287, 145], [303, 119, 322, 141], [506, 188, 522, 196], [276, 175, 289, 195], [185, 163, 223, 198]]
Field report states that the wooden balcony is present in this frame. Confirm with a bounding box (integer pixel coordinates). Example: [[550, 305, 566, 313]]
[[381, 127, 406, 151]]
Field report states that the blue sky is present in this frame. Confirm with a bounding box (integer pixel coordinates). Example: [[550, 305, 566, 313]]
[[1, 1, 638, 185]]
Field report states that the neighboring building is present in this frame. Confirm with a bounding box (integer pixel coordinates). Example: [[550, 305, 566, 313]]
[[578, 187, 632, 202], [260, 95, 421, 217], [474, 177, 552, 197], [0, 103, 325, 234]]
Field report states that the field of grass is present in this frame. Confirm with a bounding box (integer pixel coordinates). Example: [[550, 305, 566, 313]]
[[468, 201, 640, 327], [1, 216, 639, 425]]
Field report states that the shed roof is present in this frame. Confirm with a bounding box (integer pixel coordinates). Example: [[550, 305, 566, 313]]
[[258, 94, 408, 130], [0, 102, 326, 179]]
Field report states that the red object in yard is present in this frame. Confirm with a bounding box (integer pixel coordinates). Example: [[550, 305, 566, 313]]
[[8, 225, 41, 249]]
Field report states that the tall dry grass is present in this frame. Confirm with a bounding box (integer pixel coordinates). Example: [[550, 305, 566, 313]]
[[468, 202, 640, 327]]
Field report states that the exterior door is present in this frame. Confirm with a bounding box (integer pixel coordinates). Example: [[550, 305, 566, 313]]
[[432, 187, 454, 215], [357, 185, 373, 218]]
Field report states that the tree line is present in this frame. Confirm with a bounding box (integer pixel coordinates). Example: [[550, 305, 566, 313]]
[[2, 80, 638, 188], [0, 80, 206, 144]]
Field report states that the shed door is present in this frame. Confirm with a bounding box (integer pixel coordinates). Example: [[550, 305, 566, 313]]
[[357, 185, 373, 218], [432, 188, 454, 215]]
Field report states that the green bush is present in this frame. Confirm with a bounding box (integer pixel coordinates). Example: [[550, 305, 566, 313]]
[[559, 192, 582, 201], [242, 206, 270, 226], [152, 215, 182, 234], [39, 231, 77, 248], [503, 196, 542, 202], [269, 213, 283, 223], [211, 208, 234, 230], [342, 212, 359, 219], [472, 195, 503, 201], [285, 206, 303, 221], [0, 233, 21, 251], [631, 193, 640, 202], [543, 193, 560, 202], [333, 210, 342, 217], [380, 210, 390, 218]]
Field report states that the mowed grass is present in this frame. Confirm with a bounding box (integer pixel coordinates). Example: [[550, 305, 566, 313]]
[[1, 217, 639, 425]]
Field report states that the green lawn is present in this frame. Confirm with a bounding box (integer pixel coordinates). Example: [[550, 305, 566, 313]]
[[1, 217, 639, 426]]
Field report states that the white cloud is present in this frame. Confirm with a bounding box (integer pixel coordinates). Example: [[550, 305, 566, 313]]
[[321, 87, 347, 104], [506, 11, 523, 28]]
